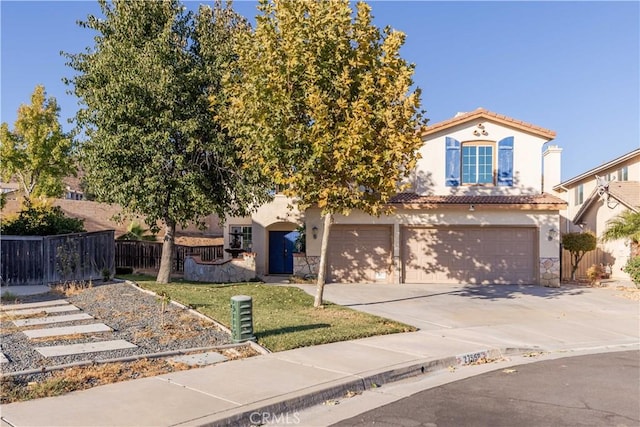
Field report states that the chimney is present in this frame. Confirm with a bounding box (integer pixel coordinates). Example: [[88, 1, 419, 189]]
[[543, 145, 562, 195]]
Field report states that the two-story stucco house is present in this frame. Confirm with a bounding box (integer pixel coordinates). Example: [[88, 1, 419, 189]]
[[223, 108, 567, 286], [552, 148, 640, 280]]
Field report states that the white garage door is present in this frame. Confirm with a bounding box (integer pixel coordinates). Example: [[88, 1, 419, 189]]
[[403, 227, 537, 284], [328, 225, 393, 284]]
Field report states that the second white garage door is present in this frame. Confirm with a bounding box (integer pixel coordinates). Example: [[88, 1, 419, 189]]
[[402, 226, 537, 284], [328, 225, 393, 284]]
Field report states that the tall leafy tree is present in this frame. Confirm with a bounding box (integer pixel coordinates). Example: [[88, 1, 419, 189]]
[[224, 0, 425, 306], [0, 85, 75, 202], [65, 0, 270, 283]]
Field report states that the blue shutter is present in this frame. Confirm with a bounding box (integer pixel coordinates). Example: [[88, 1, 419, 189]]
[[497, 136, 514, 186], [445, 137, 461, 186]]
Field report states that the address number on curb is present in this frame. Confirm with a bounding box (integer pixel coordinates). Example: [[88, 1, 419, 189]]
[[456, 350, 489, 365]]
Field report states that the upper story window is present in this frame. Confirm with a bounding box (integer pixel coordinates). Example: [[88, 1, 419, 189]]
[[462, 144, 493, 184], [618, 166, 629, 181], [446, 136, 513, 187], [575, 184, 584, 205]]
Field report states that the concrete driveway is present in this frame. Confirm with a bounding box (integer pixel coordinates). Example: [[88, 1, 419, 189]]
[[294, 281, 640, 352]]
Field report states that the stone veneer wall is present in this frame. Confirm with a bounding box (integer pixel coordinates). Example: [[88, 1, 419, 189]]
[[540, 257, 560, 287], [293, 254, 319, 278], [184, 253, 256, 283]]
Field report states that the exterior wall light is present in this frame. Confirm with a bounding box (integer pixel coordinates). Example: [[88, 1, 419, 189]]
[[469, 204, 475, 212], [547, 227, 558, 241], [312, 226, 318, 239]]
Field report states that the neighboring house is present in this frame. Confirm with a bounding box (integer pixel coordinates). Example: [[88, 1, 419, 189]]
[[1, 197, 223, 246], [0, 177, 86, 201], [552, 148, 640, 280], [0, 182, 20, 198], [63, 176, 85, 201], [226, 108, 567, 286]]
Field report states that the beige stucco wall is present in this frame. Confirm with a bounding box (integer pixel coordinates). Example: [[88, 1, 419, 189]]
[[560, 155, 639, 226], [543, 145, 563, 195], [412, 120, 550, 196], [578, 198, 633, 279], [556, 153, 638, 280], [224, 195, 303, 276]]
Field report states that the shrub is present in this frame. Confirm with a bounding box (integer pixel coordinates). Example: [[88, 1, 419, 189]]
[[1, 204, 85, 236], [562, 232, 597, 280], [116, 267, 134, 275], [623, 256, 640, 287], [116, 222, 156, 241], [586, 264, 604, 284]]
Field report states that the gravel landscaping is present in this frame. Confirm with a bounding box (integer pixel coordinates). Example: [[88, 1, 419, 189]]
[[0, 281, 253, 380]]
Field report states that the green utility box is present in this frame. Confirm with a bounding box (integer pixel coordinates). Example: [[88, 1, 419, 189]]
[[230, 295, 256, 343]]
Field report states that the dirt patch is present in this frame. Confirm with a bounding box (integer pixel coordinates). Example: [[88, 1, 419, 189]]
[[1, 281, 261, 402], [1, 358, 191, 404]]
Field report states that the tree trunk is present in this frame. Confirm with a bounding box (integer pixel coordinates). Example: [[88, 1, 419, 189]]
[[156, 219, 176, 284], [570, 251, 585, 281], [314, 212, 333, 308]]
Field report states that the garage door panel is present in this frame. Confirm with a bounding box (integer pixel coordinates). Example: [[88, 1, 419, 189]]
[[328, 226, 393, 284], [403, 227, 536, 284]]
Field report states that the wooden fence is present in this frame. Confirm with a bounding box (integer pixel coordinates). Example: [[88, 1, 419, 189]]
[[115, 241, 223, 273], [1, 231, 115, 286], [561, 247, 614, 281]]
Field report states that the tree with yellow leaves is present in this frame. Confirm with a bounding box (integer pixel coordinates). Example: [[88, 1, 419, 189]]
[[224, 0, 426, 306], [1, 85, 75, 203]]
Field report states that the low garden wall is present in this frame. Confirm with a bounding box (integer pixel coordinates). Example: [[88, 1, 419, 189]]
[[293, 253, 319, 278], [184, 253, 256, 283]]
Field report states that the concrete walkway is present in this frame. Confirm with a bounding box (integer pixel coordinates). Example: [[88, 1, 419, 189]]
[[1, 282, 638, 427]]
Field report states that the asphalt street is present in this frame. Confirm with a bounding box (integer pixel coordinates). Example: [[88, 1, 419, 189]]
[[330, 350, 640, 427]]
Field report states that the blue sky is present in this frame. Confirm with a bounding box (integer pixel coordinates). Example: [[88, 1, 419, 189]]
[[1, 1, 638, 181]]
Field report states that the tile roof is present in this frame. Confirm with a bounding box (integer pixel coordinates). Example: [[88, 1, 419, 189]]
[[421, 107, 556, 140], [2, 198, 223, 242], [389, 192, 567, 207], [606, 181, 640, 211]]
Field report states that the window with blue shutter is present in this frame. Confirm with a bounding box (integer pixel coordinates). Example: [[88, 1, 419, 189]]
[[462, 145, 493, 184], [497, 136, 514, 186], [445, 137, 461, 186]]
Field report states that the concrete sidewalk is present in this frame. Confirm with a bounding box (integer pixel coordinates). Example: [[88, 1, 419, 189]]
[[1, 282, 639, 427]]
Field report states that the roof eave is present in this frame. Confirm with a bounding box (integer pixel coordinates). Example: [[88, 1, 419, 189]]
[[390, 202, 567, 211], [421, 108, 556, 140], [555, 148, 640, 190]]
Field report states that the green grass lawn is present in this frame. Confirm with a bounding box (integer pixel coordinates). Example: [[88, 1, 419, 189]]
[[118, 275, 416, 352]]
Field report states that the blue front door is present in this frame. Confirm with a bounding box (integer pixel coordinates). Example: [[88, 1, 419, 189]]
[[269, 231, 299, 274]]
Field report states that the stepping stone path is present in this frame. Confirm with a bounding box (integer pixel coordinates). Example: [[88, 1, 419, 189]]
[[0, 300, 70, 311], [13, 313, 94, 327], [35, 340, 138, 357], [24, 323, 113, 339], [1, 298, 137, 364], [169, 351, 227, 367], [4, 305, 80, 316]]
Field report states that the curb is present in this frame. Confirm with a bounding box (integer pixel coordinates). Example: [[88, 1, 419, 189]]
[[196, 347, 540, 427]]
